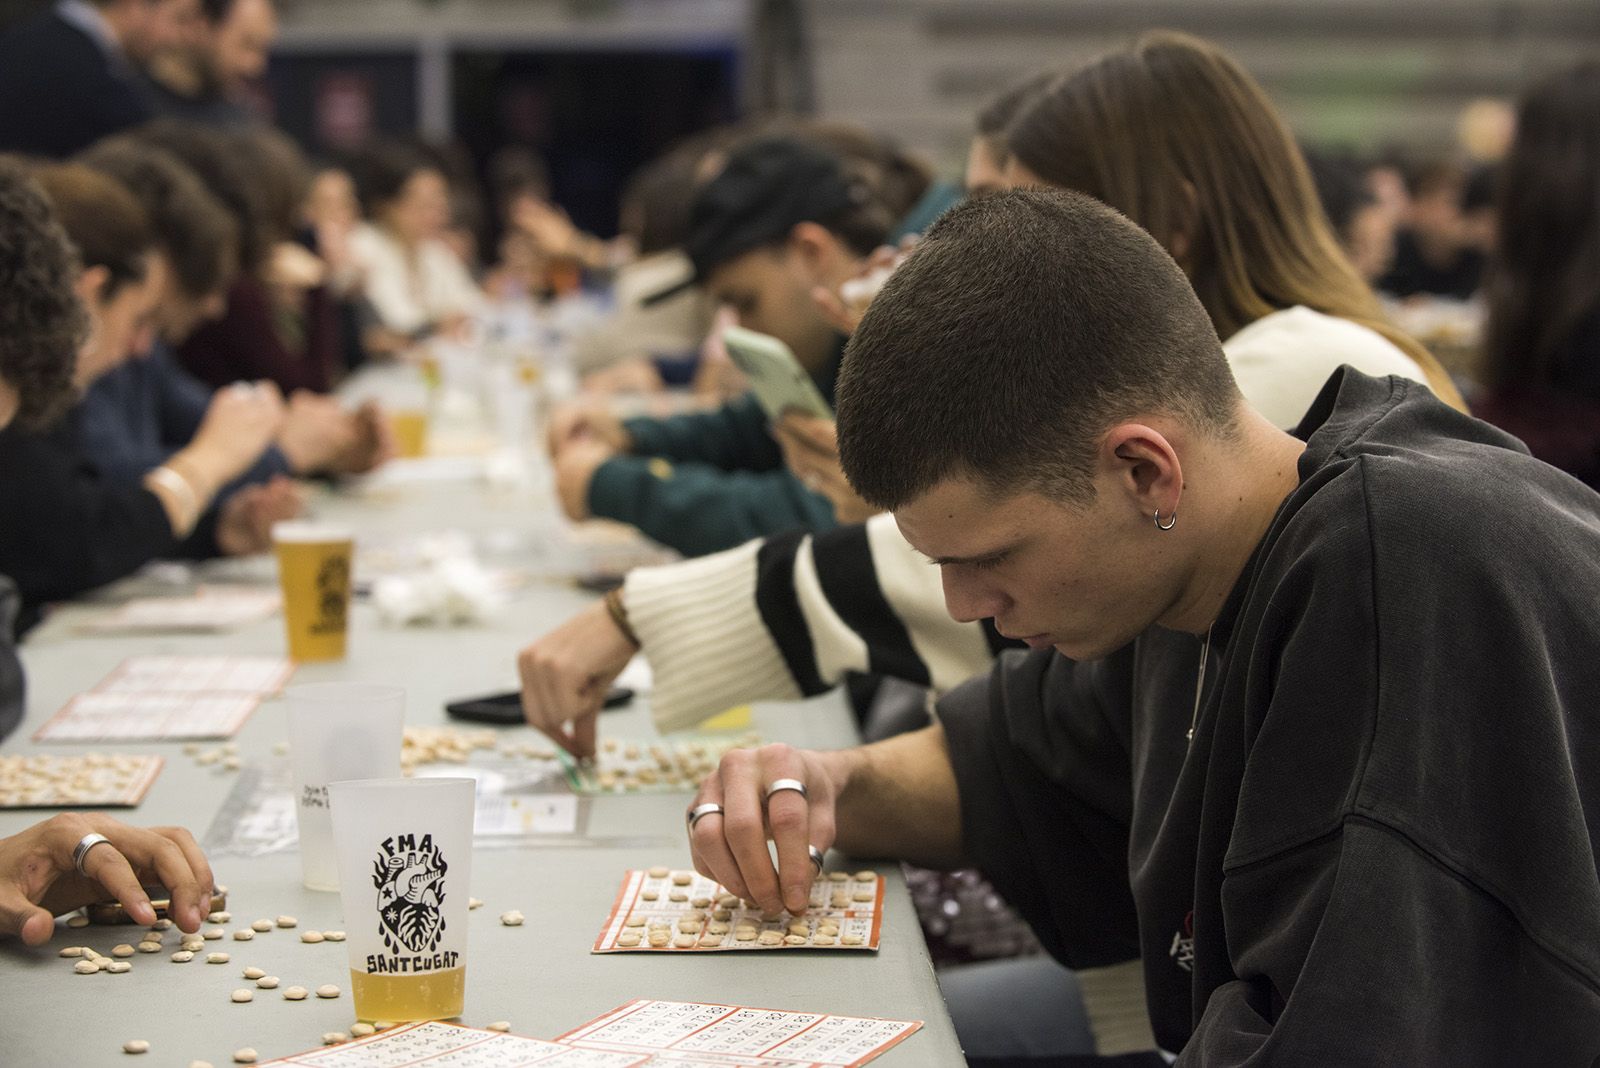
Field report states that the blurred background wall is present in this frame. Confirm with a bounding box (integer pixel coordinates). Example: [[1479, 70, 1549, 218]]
[[4, 0, 1596, 233]]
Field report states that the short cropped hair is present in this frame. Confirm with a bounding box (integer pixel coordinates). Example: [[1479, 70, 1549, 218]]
[[78, 137, 239, 301], [0, 163, 87, 429], [836, 189, 1239, 509]]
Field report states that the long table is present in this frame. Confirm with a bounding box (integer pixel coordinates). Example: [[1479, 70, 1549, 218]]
[[0, 395, 966, 1065]]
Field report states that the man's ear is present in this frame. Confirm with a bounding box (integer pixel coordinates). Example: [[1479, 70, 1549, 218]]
[[1102, 422, 1184, 521], [1165, 179, 1201, 270], [74, 265, 111, 310], [786, 221, 848, 283]]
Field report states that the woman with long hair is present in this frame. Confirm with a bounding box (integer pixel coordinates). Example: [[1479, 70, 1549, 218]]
[[1004, 30, 1462, 416], [1474, 61, 1600, 487]]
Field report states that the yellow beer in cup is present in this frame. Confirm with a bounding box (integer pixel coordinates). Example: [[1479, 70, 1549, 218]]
[[272, 523, 354, 662], [389, 410, 429, 458], [350, 968, 467, 1023]]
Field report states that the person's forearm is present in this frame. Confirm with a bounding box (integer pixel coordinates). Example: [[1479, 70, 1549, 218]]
[[145, 447, 229, 536], [832, 724, 963, 868]]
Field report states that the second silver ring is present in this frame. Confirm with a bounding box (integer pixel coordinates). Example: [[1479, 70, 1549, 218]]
[[764, 778, 808, 802], [686, 802, 724, 832]]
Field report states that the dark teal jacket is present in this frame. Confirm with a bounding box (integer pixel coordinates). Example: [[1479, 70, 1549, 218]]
[[587, 342, 843, 557]]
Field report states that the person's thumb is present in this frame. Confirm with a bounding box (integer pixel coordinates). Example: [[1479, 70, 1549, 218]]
[[0, 889, 55, 946]]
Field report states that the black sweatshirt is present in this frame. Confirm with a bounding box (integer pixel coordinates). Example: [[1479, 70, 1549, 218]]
[[0, 413, 178, 634], [0, 577, 21, 742], [941, 370, 1600, 1064]]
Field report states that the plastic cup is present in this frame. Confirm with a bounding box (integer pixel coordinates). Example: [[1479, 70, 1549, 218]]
[[389, 410, 430, 458], [329, 777, 474, 1022], [286, 683, 404, 891], [272, 522, 354, 662]]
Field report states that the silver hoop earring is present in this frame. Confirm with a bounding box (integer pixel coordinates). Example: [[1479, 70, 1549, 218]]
[[1154, 509, 1178, 531]]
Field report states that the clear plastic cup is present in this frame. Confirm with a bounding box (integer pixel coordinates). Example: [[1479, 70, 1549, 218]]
[[286, 683, 405, 891], [329, 777, 474, 1022]]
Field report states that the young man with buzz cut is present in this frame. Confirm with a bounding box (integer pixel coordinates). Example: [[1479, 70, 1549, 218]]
[[686, 189, 1600, 1063]]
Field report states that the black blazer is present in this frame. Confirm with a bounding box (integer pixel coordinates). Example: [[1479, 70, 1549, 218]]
[[0, 7, 153, 158]]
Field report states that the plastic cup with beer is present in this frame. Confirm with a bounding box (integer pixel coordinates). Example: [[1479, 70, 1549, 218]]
[[286, 683, 405, 891], [387, 375, 431, 458], [272, 522, 354, 662], [389, 409, 430, 458], [329, 777, 474, 1022]]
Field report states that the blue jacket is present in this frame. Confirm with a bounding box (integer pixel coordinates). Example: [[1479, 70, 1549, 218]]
[[79, 344, 292, 489]]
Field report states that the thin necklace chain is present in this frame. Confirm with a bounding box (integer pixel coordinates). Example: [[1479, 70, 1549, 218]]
[[1187, 625, 1213, 745]]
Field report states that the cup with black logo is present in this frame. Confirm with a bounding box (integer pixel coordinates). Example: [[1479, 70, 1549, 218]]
[[328, 777, 474, 1022]]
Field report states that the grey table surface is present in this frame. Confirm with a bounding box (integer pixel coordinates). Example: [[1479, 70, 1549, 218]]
[[0, 436, 966, 1066]]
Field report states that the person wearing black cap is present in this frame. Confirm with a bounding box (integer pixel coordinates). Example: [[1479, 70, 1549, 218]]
[[548, 136, 897, 557]]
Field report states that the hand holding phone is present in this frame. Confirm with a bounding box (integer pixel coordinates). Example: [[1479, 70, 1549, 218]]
[[720, 326, 833, 423]]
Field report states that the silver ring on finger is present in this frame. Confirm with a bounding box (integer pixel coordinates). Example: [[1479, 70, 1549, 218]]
[[72, 832, 113, 877], [764, 778, 807, 802], [686, 802, 724, 832], [808, 845, 825, 871]]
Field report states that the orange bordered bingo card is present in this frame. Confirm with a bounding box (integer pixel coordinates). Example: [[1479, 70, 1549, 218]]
[[256, 1020, 648, 1066], [593, 869, 884, 953], [558, 999, 923, 1067]]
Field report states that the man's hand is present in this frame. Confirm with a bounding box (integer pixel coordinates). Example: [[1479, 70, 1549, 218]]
[[189, 380, 286, 485], [773, 413, 877, 523], [277, 391, 360, 475], [687, 744, 851, 916], [516, 601, 639, 760], [216, 477, 305, 556], [337, 401, 396, 475], [547, 401, 630, 459], [554, 437, 615, 522], [581, 358, 666, 396], [688, 727, 963, 912], [512, 195, 583, 261], [0, 813, 215, 946]]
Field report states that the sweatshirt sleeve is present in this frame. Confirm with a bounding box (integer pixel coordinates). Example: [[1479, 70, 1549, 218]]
[[621, 394, 784, 471], [76, 371, 172, 485], [625, 513, 1003, 733], [154, 349, 213, 445], [939, 647, 1145, 971], [0, 430, 177, 611], [586, 455, 835, 558]]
